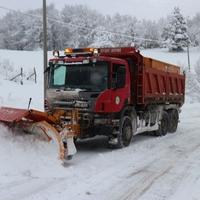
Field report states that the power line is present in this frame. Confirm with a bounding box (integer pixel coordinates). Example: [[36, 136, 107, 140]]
[[0, 6, 42, 19], [0, 5, 166, 44]]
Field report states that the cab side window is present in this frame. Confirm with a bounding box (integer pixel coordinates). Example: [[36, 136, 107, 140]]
[[113, 64, 126, 88]]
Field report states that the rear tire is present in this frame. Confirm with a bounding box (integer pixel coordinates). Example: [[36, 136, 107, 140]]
[[154, 111, 169, 136], [168, 109, 179, 133]]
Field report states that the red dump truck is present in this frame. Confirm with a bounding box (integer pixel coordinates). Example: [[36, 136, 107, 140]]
[[46, 47, 185, 148], [0, 47, 185, 160]]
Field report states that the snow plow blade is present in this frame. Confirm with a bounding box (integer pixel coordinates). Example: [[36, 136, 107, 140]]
[[0, 107, 80, 161]]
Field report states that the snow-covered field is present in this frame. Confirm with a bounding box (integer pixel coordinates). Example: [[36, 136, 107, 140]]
[[0, 48, 200, 200]]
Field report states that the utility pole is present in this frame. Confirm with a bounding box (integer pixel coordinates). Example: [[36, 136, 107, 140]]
[[187, 43, 191, 72], [43, 0, 47, 103]]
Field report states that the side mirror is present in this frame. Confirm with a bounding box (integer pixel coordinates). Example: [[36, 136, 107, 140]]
[[44, 66, 50, 73]]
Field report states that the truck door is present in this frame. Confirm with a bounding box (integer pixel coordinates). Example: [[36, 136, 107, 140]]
[[111, 61, 131, 113]]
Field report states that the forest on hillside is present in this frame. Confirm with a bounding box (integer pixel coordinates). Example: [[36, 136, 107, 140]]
[[0, 4, 199, 51]]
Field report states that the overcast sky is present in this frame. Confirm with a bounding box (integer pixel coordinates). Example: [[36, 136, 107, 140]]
[[0, 0, 199, 20]]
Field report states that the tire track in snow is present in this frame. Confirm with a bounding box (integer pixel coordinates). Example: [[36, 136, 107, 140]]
[[0, 177, 65, 200], [42, 128, 200, 200], [0, 178, 32, 191], [103, 157, 176, 200], [111, 135, 200, 200], [121, 165, 173, 200]]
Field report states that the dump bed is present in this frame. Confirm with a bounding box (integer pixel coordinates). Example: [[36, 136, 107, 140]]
[[136, 57, 185, 106], [143, 57, 180, 74], [98, 47, 185, 106]]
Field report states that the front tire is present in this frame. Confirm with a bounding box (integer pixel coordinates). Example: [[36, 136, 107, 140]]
[[118, 116, 133, 147], [108, 116, 133, 148]]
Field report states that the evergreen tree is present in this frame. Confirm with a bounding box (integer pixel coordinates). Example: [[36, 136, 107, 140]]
[[162, 7, 189, 52]]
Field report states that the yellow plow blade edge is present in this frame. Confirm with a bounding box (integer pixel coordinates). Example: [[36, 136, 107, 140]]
[[0, 107, 78, 161]]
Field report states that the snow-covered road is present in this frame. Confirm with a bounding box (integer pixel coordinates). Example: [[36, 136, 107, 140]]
[[0, 103, 200, 200]]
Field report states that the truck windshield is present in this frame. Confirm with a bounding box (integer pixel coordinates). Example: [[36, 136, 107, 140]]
[[50, 61, 109, 91]]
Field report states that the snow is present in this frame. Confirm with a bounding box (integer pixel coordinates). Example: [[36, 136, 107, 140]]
[[162, 7, 189, 52], [0, 79, 43, 110], [0, 48, 200, 200]]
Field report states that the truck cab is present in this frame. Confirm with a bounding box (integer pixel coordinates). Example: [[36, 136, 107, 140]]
[[45, 47, 185, 148], [47, 48, 132, 113]]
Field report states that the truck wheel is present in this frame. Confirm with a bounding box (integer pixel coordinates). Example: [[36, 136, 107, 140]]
[[117, 116, 133, 148], [168, 109, 179, 133], [108, 114, 135, 149], [154, 111, 169, 136]]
